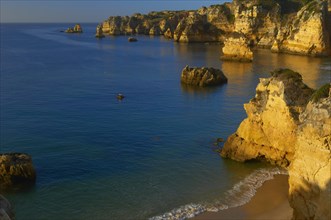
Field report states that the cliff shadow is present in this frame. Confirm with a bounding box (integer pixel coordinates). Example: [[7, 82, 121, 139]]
[[289, 177, 331, 220]]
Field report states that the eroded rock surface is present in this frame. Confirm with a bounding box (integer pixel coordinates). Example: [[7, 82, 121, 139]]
[[180, 65, 228, 87], [221, 69, 314, 167], [271, 1, 330, 56], [221, 69, 330, 219], [98, 0, 331, 56], [221, 32, 253, 62], [0, 153, 36, 191], [289, 84, 331, 220]]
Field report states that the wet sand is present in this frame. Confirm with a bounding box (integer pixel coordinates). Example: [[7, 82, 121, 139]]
[[193, 175, 292, 220]]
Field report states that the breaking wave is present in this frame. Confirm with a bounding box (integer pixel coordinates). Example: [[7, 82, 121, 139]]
[[150, 167, 288, 220]]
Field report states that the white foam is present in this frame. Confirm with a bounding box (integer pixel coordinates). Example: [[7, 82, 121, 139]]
[[320, 65, 331, 71], [149, 167, 288, 220]]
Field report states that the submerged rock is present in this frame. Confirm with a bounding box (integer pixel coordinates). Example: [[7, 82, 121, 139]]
[[0, 195, 14, 220], [0, 153, 36, 191], [180, 65, 228, 87]]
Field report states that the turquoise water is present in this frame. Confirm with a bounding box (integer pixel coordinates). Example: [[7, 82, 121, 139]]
[[1, 23, 330, 220]]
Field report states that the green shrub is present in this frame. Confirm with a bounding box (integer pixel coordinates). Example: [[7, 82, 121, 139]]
[[310, 84, 330, 103], [270, 68, 302, 81]]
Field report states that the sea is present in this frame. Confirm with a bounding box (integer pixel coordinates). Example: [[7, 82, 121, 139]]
[[1, 23, 330, 220]]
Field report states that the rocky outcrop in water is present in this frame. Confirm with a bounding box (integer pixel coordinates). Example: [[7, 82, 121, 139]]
[[95, 24, 105, 38], [221, 69, 314, 167], [221, 69, 331, 219], [98, 0, 331, 56], [65, 24, 83, 33], [101, 11, 187, 36], [180, 65, 228, 87], [0, 195, 14, 220], [0, 153, 36, 191], [221, 32, 253, 62]]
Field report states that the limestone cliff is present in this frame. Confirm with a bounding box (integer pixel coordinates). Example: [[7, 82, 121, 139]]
[[221, 69, 314, 167], [271, 0, 331, 56], [98, 0, 331, 56], [221, 32, 253, 62], [221, 70, 330, 219], [289, 84, 331, 220]]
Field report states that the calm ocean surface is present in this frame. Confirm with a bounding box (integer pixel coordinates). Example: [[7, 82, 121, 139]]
[[1, 23, 330, 220]]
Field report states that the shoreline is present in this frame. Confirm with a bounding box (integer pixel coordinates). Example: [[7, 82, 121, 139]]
[[193, 175, 292, 220]]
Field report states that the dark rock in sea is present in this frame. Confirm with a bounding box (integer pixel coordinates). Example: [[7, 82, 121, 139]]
[[128, 37, 138, 42], [65, 24, 83, 33], [117, 93, 125, 100], [0, 153, 36, 191], [180, 65, 228, 87], [0, 195, 14, 220], [95, 24, 105, 38]]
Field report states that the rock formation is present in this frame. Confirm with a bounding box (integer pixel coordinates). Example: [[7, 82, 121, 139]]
[[221, 32, 253, 62], [221, 69, 314, 167], [221, 69, 330, 219], [0, 195, 14, 220], [98, 0, 331, 56], [95, 24, 105, 38], [271, 1, 330, 56], [180, 65, 228, 87], [65, 24, 83, 33], [0, 153, 36, 191], [289, 84, 331, 220]]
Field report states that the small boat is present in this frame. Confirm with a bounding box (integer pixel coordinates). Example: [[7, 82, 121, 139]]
[[128, 37, 138, 42], [117, 93, 125, 100]]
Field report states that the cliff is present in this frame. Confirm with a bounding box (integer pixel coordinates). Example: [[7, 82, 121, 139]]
[[221, 32, 253, 62], [221, 70, 331, 219], [271, 0, 331, 56], [98, 0, 331, 56], [289, 84, 331, 220]]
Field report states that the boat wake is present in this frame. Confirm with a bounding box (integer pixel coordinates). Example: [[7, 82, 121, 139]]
[[150, 167, 288, 220]]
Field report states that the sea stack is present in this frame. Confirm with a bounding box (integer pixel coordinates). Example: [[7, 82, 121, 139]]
[[65, 24, 83, 33], [180, 65, 228, 87]]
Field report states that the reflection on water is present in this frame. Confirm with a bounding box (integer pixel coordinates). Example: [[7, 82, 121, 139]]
[[180, 83, 225, 97], [253, 49, 329, 89]]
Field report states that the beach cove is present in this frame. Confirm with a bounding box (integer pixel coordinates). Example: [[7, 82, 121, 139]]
[[1, 22, 330, 219]]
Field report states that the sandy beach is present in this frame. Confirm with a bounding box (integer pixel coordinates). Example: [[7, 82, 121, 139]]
[[193, 175, 292, 220]]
